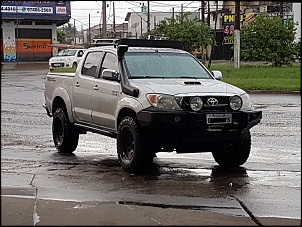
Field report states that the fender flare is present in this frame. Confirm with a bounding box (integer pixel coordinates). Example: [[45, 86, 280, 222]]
[[52, 87, 74, 123], [116, 97, 144, 130]]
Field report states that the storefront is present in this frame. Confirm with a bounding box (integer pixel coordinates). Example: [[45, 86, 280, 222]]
[[1, 1, 71, 62]]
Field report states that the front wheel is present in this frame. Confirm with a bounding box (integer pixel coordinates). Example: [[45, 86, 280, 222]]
[[52, 108, 79, 153], [212, 131, 251, 167], [117, 116, 154, 174]]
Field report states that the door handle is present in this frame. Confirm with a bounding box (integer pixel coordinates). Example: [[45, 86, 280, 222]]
[[94, 85, 99, 90]]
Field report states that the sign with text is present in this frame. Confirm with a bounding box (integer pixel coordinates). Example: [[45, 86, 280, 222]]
[[0, 1, 71, 21], [222, 13, 256, 45]]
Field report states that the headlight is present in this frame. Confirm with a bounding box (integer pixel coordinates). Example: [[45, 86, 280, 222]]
[[229, 95, 242, 110], [190, 96, 203, 111], [146, 94, 181, 110], [64, 57, 70, 61]]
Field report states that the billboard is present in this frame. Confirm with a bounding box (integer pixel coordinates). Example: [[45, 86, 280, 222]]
[[0, 1, 71, 21], [222, 14, 256, 45]]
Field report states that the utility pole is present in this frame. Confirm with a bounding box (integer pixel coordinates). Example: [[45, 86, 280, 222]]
[[280, 1, 284, 19], [16, 1, 19, 67], [141, 16, 143, 38], [89, 13, 91, 45], [147, 1, 150, 33], [201, 1, 205, 23], [102, 1, 107, 38], [181, 4, 183, 16], [113, 1, 116, 38], [74, 19, 76, 45], [181, 4, 183, 24], [207, 0, 210, 26], [234, 1, 240, 69], [172, 7, 174, 26], [208, 1, 218, 69]]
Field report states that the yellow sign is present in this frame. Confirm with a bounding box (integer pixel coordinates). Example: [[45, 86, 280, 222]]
[[223, 36, 234, 45], [223, 14, 244, 23]]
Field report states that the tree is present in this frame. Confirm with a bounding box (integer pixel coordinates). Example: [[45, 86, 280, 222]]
[[240, 14, 297, 67], [150, 12, 214, 54], [61, 23, 77, 44], [57, 30, 67, 43]]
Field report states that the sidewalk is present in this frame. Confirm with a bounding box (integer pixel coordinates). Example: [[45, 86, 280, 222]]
[[1, 186, 301, 226]]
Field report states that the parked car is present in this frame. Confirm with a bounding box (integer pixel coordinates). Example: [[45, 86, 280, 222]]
[[49, 48, 86, 71]]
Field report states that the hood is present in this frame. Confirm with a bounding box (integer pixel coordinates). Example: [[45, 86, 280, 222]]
[[49, 56, 68, 61], [130, 78, 246, 96], [50, 55, 75, 61]]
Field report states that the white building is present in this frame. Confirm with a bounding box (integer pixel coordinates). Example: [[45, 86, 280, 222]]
[[293, 3, 301, 42], [124, 11, 200, 38]]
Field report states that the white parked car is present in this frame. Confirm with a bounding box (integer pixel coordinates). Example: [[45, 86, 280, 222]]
[[49, 48, 86, 71]]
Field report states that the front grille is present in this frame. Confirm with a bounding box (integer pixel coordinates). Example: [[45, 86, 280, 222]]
[[51, 63, 64, 67], [179, 96, 231, 112]]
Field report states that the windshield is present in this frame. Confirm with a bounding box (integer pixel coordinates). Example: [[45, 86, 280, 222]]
[[124, 52, 212, 79], [56, 49, 77, 57]]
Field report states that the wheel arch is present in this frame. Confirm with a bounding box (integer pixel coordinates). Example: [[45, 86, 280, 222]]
[[117, 107, 138, 130], [52, 91, 73, 123]]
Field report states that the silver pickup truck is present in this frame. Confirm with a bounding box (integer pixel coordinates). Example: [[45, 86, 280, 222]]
[[43, 39, 262, 174]]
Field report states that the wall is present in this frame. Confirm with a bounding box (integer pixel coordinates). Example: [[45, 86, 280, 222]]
[[293, 3, 301, 42], [1, 21, 57, 62], [1, 1, 70, 62]]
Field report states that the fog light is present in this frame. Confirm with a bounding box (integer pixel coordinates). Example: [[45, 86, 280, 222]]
[[190, 97, 203, 111], [229, 95, 242, 110]]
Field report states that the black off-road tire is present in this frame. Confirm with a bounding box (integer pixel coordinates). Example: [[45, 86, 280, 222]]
[[212, 130, 251, 167], [117, 116, 154, 174], [52, 108, 79, 153]]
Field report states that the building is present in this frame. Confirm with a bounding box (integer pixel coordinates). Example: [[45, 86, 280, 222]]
[[125, 11, 200, 39], [82, 11, 199, 41], [82, 22, 130, 43], [1, 1, 71, 62], [203, 1, 300, 60], [292, 2, 301, 42]]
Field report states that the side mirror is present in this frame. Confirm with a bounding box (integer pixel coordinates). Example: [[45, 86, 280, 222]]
[[102, 69, 119, 81], [211, 70, 222, 80]]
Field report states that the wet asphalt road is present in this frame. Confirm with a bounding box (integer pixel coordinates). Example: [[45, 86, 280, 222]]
[[1, 68, 301, 224]]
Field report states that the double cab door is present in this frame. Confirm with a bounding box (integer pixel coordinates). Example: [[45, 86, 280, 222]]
[[72, 50, 120, 131]]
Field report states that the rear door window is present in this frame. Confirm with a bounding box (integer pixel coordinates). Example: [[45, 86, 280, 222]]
[[82, 51, 104, 78]]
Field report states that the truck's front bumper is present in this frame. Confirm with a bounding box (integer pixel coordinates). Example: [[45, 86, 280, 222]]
[[137, 107, 262, 151]]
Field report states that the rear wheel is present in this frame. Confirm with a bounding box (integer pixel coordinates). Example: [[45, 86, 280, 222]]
[[117, 116, 154, 174], [212, 131, 251, 167], [52, 108, 79, 153]]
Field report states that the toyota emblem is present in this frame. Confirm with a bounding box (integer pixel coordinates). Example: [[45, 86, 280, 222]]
[[207, 97, 218, 106]]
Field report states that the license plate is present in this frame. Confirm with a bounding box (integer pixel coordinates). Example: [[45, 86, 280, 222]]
[[206, 113, 232, 124], [53, 63, 61, 67]]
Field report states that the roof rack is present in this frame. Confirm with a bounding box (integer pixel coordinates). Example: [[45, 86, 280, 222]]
[[115, 38, 184, 50]]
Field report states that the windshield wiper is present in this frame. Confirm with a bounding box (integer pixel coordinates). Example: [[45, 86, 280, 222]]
[[179, 76, 198, 79], [129, 76, 165, 79]]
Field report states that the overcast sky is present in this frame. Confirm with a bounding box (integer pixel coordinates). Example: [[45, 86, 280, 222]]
[[70, 1, 203, 29], [70, 1, 301, 41]]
